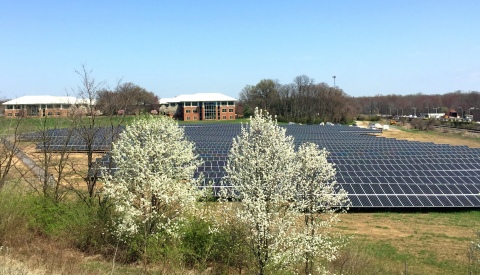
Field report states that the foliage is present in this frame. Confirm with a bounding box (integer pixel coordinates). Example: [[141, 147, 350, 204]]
[[410, 118, 437, 131], [221, 108, 349, 274], [352, 90, 480, 117], [240, 76, 353, 124], [180, 215, 250, 272], [97, 82, 157, 116], [26, 195, 107, 250], [102, 115, 203, 267], [290, 142, 350, 274]]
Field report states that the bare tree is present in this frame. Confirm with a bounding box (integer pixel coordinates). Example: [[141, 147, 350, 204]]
[[69, 65, 128, 205], [20, 115, 75, 203], [70, 64, 105, 203], [0, 117, 23, 190]]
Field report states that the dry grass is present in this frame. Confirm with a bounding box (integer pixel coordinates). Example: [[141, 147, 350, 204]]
[[333, 211, 480, 274]]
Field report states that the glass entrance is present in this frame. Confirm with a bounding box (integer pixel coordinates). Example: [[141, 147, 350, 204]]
[[204, 102, 217, 120]]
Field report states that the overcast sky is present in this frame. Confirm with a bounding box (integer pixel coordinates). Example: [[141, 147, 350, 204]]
[[1, 1, 479, 100]]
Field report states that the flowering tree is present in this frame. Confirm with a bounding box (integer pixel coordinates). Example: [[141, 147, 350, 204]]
[[102, 115, 202, 265], [289, 142, 350, 274], [222, 108, 297, 274], [222, 108, 349, 274]]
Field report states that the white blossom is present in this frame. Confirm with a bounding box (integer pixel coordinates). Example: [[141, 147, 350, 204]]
[[102, 115, 202, 241], [221, 108, 349, 274]]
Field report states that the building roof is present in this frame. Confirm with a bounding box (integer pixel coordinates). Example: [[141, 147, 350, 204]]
[[2, 95, 92, 105], [159, 93, 236, 104]]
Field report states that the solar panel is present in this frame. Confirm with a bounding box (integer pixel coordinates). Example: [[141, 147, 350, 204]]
[[80, 123, 480, 209]]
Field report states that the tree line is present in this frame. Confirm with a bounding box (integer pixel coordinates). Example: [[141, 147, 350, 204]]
[[351, 90, 480, 117], [96, 82, 158, 116], [239, 75, 354, 124]]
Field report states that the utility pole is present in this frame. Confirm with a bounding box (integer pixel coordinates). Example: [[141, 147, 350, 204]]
[[332, 75, 336, 88]]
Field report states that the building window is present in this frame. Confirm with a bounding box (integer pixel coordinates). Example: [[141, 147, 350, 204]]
[[14, 113, 19, 116], [222, 109, 227, 112], [229, 115, 233, 119], [194, 116, 197, 120], [56, 112, 61, 116], [185, 102, 192, 106], [229, 108, 233, 112], [222, 116, 226, 119], [186, 109, 191, 113], [186, 117, 190, 120], [204, 102, 217, 120], [228, 101, 234, 106], [7, 113, 12, 116], [47, 105, 53, 109], [193, 109, 198, 113]]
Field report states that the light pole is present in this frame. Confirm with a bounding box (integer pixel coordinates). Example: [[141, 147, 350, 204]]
[[332, 76, 336, 88], [434, 107, 439, 113], [412, 107, 417, 117], [459, 107, 463, 118]]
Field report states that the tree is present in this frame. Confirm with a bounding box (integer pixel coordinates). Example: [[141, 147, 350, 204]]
[[221, 108, 297, 274], [291, 142, 349, 274], [71, 64, 105, 202], [96, 82, 157, 116], [102, 115, 203, 269], [221, 108, 349, 274], [240, 76, 353, 124], [23, 116, 75, 203], [0, 117, 22, 190]]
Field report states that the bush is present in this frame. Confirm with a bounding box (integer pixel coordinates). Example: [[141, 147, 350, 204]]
[[25, 195, 113, 254], [356, 114, 380, 122], [0, 190, 31, 246], [180, 216, 250, 273]]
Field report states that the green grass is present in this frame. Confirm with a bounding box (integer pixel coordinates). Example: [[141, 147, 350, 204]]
[[0, 116, 136, 135], [340, 211, 480, 274], [0, 116, 251, 135]]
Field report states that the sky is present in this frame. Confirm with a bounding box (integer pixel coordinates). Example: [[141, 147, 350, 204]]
[[1, 1, 479, 100]]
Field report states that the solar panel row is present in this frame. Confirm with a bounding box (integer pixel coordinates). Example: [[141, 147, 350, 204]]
[[27, 127, 124, 152], [84, 123, 480, 209]]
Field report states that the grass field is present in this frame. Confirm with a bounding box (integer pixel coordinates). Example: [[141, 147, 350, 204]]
[[331, 211, 480, 274]]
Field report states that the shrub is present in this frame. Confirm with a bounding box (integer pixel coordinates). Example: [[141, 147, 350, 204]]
[[0, 190, 31, 246], [180, 216, 250, 273], [25, 195, 112, 254]]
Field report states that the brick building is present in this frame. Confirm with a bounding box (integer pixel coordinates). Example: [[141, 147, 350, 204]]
[[159, 93, 237, 121], [2, 95, 91, 118]]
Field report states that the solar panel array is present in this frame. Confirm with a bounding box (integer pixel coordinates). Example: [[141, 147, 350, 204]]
[[24, 127, 123, 152], [91, 123, 480, 209]]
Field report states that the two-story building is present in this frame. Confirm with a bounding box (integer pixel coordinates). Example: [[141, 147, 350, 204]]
[[159, 93, 237, 121]]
